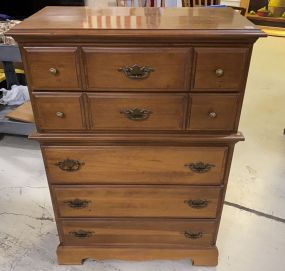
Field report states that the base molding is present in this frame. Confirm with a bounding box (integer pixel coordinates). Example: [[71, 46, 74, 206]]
[[57, 245, 218, 266]]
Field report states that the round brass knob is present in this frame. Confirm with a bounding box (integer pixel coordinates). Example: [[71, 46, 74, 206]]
[[208, 112, 217, 119], [56, 111, 64, 118], [215, 68, 224, 77], [49, 67, 57, 75]]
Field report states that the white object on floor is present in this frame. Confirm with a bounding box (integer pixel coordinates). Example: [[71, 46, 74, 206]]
[[0, 85, 30, 105]]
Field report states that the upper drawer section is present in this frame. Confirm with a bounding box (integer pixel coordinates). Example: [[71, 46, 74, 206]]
[[82, 47, 192, 91], [22, 47, 82, 90], [192, 47, 249, 91]]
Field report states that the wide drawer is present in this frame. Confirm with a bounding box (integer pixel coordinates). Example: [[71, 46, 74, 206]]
[[32, 93, 86, 131], [82, 47, 191, 91], [59, 219, 216, 247], [193, 47, 249, 91], [52, 185, 222, 218], [188, 94, 240, 132], [23, 47, 81, 90], [87, 93, 187, 130], [32, 92, 239, 132], [42, 146, 227, 185]]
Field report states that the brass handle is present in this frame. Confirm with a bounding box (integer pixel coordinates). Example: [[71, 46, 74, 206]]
[[49, 67, 58, 75], [64, 199, 91, 209], [69, 230, 94, 239], [185, 162, 215, 173], [55, 159, 85, 172], [208, 112, 217, 119], [118, 64, 155, 79], [215, 68, 224, 77], [120, 108, 152, 121], [185, 199, 209, 209], [56, 111, 64, 118], [184, 231, 203, 239]]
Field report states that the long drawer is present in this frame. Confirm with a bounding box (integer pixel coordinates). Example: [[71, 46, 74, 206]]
[[32, 92, 240, 132], [43, 146, 228, 185], [82, 47, 192, 91], [22, 46, 249, 93], [52, 185, 222, 218], [59, 219, 216, 247]]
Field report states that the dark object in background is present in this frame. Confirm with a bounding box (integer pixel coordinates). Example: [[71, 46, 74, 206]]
[[247, 0, 285, 28], [248, 0, 269, 12], [0, 14, 13, 20], [0, 73, 26, 90], [0, 0, 84, 20]]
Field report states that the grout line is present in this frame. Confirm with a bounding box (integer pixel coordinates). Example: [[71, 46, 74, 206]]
[[224, 201, 285, 224]]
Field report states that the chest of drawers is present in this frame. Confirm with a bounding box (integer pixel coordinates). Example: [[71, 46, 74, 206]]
[[9, 6, 265, 266]]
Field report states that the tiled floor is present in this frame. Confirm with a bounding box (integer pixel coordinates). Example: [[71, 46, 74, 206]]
[[0, 37, 285, 270]]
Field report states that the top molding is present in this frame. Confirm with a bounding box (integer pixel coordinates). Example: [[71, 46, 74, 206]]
[[8, 6, 266, 43]]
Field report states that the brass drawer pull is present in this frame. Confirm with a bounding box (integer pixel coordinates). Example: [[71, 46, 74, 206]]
[[120, 108, 152, 121], [118, 64, 155, 79], [185, 199, 209, 209], [49, 67, 58, 75], [64, 199, 91, 209], [215, 68, 224, 77], [69, 230, 94, 239], [185, 162, 215, 173], [184, 231, 203, 239], [56, 111, 64, 118], [55, 159, 85, 172], [208, 111, 217, 119]]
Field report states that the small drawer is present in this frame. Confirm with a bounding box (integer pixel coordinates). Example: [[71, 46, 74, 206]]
[[82, 47, 192, 91], [32, 93, 86, 131], [52, 185, 222, 218], [87, 93, 187, 130], [42, 145, 227, 185], [23, 47, 81, 90], [59, 219, 216, 247], [193, 47, 249, 91], [188, 94, 240, 132]]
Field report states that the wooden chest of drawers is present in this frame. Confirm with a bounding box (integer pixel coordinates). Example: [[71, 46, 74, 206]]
[[9, 6, 265, 266]]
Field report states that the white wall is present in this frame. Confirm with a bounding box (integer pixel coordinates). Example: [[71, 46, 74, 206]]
[[221, 0, 241, 7]]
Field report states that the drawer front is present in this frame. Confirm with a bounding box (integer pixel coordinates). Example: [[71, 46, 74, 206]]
[[53, 185, 222, 218], [193, 47, 249, 91], [43, 146, 227, 185], [23, 47, 81, 90], [188, 94, 240, 132], [87, 93, 187, 130], [33, 93, 86, 131], [59, 219, 216, 246], [82, 47, 191, 91]]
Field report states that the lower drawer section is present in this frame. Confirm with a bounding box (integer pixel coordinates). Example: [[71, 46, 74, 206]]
[[43, 145, 227, 185], [59, 219, 216, 247], [52, 185, 222, 218]]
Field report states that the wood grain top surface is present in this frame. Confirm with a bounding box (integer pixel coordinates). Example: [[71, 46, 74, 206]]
[[8, 7, 266, 39]]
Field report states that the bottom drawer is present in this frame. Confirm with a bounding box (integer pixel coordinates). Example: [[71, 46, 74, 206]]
[[59, 219, 216, 247]]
